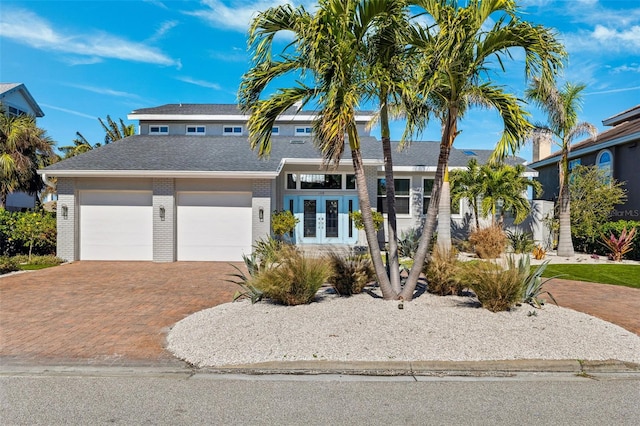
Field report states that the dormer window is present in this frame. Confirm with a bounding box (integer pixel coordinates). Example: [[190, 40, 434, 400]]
[[186, 125, 206, 135], [149, 125, 169, 135], [271, 126, 280, 135], [223, 126, 243, 136], [295, 126, 313, 136]]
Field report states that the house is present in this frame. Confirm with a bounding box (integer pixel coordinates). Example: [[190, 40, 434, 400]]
[[1, 83, 46, 211], [40, 103, 534, 262], [530, 104, 640, 220]]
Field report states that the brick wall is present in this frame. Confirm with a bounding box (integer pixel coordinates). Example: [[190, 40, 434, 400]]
[[252, 180, 272, 243], [56, 178, 76, 261], [152, 178, 175, 262]]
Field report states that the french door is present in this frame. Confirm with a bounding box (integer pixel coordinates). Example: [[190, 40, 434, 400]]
[[284, 195, 358, 244]]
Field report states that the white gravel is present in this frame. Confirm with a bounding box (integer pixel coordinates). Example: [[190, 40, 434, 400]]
[[167, 289, 640, 368]]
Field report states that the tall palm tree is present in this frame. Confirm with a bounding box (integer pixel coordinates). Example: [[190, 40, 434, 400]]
[[450, 158, 482, 230], [59, 132, 101, 158], [477, 162, 542, 226], [399, 0, 565, 300], [239, 0, 401, 298], [0, 109, 55, 208], [526, 78, 597, 257]]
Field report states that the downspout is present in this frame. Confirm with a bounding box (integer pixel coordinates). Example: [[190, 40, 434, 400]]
[[41, 173, 56, 189]]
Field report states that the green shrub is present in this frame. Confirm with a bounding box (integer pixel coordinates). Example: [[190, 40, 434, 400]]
[[0, 209, 56, 258], [599, 226, 637, 261], [349, 210, 384, 231], [573, 220, 640, 260], [462, 261, 522, 312], [506, 255, 557, 308], [271, 210, 299, 240], [327, 251, 375, 296], [424, 245, 464, 296], [227, 254, 264, 304], [11, 254, 63, 265], [469, 225, 507, 259], [0, 209, 18, 256], [252, 236, 284, 267], [506, 230, 534, 254], [253, 246, 331, 305], [0, 256, 19, 274]]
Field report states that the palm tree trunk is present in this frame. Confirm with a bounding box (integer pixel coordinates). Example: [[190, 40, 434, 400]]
[[556, 155, 574, 256], [0, 192, 6, 209], [436, 177, 452, 250], [401, 109, 457, 301], [380, 98, 401, 294], [351, 148, 396, 299]]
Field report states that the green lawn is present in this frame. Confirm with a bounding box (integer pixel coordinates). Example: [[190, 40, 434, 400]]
[[541, 264, 640, 288], [19, 264, 59, 271]]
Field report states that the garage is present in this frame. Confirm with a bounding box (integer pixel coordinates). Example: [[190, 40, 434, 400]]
[[79, 190, 153, 260], [177, 191, 253, 261]]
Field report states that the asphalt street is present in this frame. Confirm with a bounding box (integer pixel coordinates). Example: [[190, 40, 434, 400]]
[[2, 370, 639, 425]]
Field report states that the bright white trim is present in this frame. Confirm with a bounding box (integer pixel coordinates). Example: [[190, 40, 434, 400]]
[[294, 126, 313, 136], [223, 125, 243, 136], [186, 125, 206, 135], [37, 170, 279, 179], [149, 124, 169, 135]]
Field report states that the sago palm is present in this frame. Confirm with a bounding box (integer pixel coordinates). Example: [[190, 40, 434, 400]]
[[526, 78, 597, 257], [399, 0, 565, 300]]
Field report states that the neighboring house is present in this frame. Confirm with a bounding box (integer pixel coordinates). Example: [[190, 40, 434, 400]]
[[530, 104, 640, 220], [40, 103, 535, 262], [1, 83, 45, 211]]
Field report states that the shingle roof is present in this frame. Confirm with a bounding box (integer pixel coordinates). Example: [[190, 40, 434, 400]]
[[43, 135, 500, 175], [129, 103, 376, 118], [0, 82, 45, 117]]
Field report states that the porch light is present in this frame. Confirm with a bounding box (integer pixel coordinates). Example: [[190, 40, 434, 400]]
[[259, 207, 264, 222], [61, 204, 68, 219], [159, 205, 166, 220]]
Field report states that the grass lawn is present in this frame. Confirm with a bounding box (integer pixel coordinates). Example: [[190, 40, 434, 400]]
[[542, 264, 640, 288], [19, 264, 59, 271]]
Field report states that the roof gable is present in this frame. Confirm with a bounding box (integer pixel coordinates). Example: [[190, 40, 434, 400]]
[[0, 83, 44, 117]]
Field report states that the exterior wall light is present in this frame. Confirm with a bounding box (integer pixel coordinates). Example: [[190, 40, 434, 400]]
[[259, 207, 264, 222], [159, 205, 166, 221], [61, 204, 68, 219]]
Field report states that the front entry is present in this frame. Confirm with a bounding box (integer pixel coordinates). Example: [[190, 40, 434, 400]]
[[284, 195, 358, 245]]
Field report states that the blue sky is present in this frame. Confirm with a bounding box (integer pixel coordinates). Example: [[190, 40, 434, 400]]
[[1, 0, 639, 162]]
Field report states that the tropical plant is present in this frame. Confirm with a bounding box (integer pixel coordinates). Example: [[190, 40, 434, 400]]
[[400, 0, 565, 300], [239, 0, 404, 298], [0, 107, 56, 208], [507, 229, 535, 254], [0, 256, 19, 274], [271, 210, 299, 241], [227, 254, 264, 304], [99, 115, 135, 144], [468, 225, 507, 259], [350, 210, 384, 232], [423, 245, 464, 296], [11, 210, 57, 262], [450, 158, 482, 230], [463, 261, 523, 312], [252, 236, 284, 268], [398, 227, 422, 258], [506, 255, 557, 308], [599, 226, 637, 262], [526, 79, 597, 257], [569, 165, 626, 242], [532, 245, 546, 260], [252, 246, 331, 305], [327, 251, 375, 296], [59, 132, 103, 158]]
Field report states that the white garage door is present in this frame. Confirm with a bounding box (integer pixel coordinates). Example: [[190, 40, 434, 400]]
[[177, 191, 252, 261], [80, 191, 153, 261]]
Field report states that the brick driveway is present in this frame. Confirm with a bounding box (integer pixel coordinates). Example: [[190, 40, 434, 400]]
[[1, 262, 638, 367], [0, 262, 240, 366]]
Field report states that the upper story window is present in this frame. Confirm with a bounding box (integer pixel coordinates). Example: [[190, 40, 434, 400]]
[[271, 126, 280, 135], [186, 125, 206, 135], [286, 173, 355, 190], [423, 179, 434, 214], [568, 158, 581, 171], [149, 125, 169, 135], [223, 125, 243, 136], [7, 106, 28, 116], [596, 149, 613, 183], [378, 178, 410, 215], [295, 126, 313, 136]]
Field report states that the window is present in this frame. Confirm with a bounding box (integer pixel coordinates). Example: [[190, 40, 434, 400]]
[[186, 125, 206, 135], [295, 126, 313, 136], [223, 126, 243, 135], [422, 179, 434, 214], [287, 174, 297, 190], [596, 149, 613, 183], [299, 174, 342, 190], [568, 158, 581, 171], [7, 106, 27, 116], [149, 125, 169, 135], [346, 174, 356, 190], [271, 126, 280, 135], [377, 178, 410, 215]]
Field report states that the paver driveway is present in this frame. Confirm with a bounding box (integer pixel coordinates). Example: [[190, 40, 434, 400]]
[[0, 262, 240, 366]]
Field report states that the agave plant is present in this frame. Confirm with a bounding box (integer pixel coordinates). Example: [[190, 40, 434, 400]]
[[226, 254, 264, 304], [599, 226, 637, 261], [506, 255, 558, 308]]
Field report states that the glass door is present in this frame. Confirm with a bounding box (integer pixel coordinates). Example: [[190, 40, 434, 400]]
[[284, 195, 358, 244]]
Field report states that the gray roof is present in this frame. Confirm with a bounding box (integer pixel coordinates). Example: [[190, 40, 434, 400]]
[[43, 135, 530, 175], [129, 103, 375, 118]]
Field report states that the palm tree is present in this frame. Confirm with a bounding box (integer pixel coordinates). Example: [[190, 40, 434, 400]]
[[450, 158, 482, 230], [239, 0, 401, 298], [0, 108, 55, 208], [399, 0, 565, 300], [526, 78, 597, 257], [59, 132, 101, 158], [99, 115, 135, 144], [477, 162, 542, 226]]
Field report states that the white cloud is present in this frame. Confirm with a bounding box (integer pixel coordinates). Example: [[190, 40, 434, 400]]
[[584, 86, 640, 96], [186, 1, 315, 32], [175, 76, 222, 90], [65, 84, 142, 99], [40, 103, 97, 120], [611, 64, 640, 73], [147, 20, 179, 43], [0, 8, 180, 67]]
